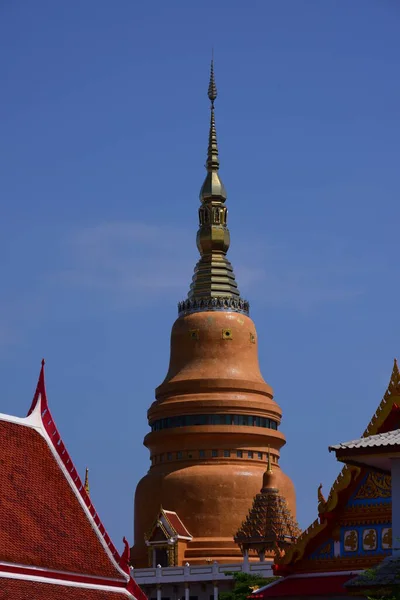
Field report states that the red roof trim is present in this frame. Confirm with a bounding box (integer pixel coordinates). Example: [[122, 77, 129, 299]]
[[25, 362, 138, 588], [253, 573, 359, 597], [29, 362, 128, 573]]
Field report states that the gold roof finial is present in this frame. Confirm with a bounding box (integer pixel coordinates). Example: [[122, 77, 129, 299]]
[[262, 446, 276, 491], [178, 57, 249, 316], [84, 467, 90, 496], [267, 446, 273, 475], [200, 57, 226, 200]]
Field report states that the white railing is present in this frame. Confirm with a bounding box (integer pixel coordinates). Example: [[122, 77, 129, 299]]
[[131, 561, 273, 585]]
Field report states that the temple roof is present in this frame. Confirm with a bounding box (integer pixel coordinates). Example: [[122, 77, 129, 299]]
[[345, 554, 400, 592], [0, 578, 139, 599], [250, 571, 361, 598], [275, 358, 400, 572], [162, 509, 192, 539], [0, 361, 146, 600], [235, 459, 300, 554], [329, 428, 400, 451], [145, 507, 192, 543]]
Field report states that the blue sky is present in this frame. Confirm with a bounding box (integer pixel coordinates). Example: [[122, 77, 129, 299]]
[[1, 0, 399, 552]]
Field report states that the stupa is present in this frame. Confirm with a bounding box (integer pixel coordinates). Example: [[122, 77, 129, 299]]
[[131, 61, 296, 567]]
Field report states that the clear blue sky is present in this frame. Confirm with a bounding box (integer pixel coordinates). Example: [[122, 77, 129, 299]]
[[1, 1, 399, 551]]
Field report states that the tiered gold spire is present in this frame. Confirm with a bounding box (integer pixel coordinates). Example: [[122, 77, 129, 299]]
[[178, 59, 249, 317]]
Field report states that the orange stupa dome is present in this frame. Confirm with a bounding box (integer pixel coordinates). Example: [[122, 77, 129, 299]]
[[131, 61, 296, 567]]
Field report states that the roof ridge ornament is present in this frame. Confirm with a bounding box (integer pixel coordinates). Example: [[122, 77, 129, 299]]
[[27, 358, 47, 417], [84, 468, 90, 496], [363, 357, 400, 438]]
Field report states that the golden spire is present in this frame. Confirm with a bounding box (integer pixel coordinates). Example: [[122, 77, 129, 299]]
[[267, 446, 273, 475], [199, 59, 226, 201], [178, 59, 249, 317], [84, 467, 90, 496], [262, 447, 276, 490]]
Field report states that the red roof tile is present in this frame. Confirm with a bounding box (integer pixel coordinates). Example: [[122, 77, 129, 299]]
[[253, 574, 357, 597], [0, 578, 130, 599], [0, 361, 147, 600], [0, 419, 122, 579], [163, 510, 192, 538]]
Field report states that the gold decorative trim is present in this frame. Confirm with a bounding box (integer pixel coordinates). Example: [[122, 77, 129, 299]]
[[145, 507, 178, 542], [222, 328, 233, 340], [323, 465, 361, 514], [278, 359, 399, 569], [276, 518, 327, 565], [296, 554, 389, 572], [363, 358, 400, 437]]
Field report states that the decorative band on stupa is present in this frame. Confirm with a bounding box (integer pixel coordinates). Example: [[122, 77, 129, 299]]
[[178, 296, 249, 317], [178, 58, 248, 317]]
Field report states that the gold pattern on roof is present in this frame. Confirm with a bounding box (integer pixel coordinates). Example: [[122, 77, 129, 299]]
[[354, 472, 391, 500], [278, 359, 399, 567], [235, 466, 300, 557], [363, 358, 400, 437]]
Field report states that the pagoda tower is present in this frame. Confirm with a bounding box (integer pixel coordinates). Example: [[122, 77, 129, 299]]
[[131, 62, 296, 567]]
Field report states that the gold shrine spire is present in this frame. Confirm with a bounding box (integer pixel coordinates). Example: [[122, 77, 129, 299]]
[[262, 447, 276, 491], [178, 59, 249, 317]]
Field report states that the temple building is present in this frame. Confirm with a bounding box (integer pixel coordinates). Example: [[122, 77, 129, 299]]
[[131, 60, 296, 571], [0, 360, 146, 600], [250, 359, 400, 598]]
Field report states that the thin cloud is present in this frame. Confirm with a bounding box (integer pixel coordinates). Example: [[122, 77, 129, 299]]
[[0, 220, 370, 352], [58, 220, 366, 313]]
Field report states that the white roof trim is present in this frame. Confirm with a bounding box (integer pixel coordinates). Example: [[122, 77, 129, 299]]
[[0, 570, 133, 596], [0, 402, 43, 431], [0, 561, 124, 583]]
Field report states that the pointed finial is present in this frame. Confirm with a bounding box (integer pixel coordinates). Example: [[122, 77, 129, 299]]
[[317, 483, 326, 513], [267, 446, 273, 475], [179, 57, 248, 316], [208, 58, 217, 106], [27, 358, 47, 416], [261, 446, 277, 491], [121, 536, 131, 573], [84, 467, 90, 495]]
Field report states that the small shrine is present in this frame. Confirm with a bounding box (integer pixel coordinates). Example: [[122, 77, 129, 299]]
[[235, 450, 300, 563], [145, 507, 192, 567]]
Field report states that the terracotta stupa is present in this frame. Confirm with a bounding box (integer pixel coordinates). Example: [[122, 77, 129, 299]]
[[131, 61, 296, 567]]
